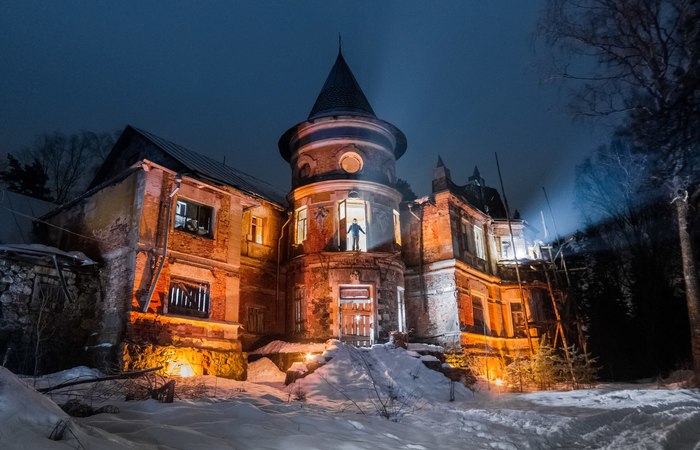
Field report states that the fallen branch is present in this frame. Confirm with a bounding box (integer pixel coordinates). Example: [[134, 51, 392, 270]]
[[38, 366, 163, 393]]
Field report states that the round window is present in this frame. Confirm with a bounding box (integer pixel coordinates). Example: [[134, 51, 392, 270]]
[[340, 152, 363, 174]]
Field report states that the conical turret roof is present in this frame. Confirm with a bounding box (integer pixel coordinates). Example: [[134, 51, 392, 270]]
[[308, 50, 376, 120]]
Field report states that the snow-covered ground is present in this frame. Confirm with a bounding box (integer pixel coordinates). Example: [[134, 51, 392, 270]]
[[2, 342, 700, 449]]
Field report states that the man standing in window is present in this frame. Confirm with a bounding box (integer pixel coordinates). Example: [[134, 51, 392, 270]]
[[348, 218, 365, 251]]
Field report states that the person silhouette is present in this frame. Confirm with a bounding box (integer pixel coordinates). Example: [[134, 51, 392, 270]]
[[347, 218, 365, 251]]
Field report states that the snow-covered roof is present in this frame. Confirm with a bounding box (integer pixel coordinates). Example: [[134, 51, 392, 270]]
[[0, 244, 96, 266]]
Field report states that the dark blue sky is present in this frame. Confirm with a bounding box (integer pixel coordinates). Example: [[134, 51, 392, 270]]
[[0, 1, 607, 236]]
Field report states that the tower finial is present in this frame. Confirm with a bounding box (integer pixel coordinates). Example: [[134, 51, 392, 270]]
[[338, 33, 342, 54]]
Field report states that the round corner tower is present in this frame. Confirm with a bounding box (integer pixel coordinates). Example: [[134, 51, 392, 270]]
[[279, 49, 407, 345]]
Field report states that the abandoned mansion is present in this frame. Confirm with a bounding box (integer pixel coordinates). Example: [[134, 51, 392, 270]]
[[0, 50, 565, 379]]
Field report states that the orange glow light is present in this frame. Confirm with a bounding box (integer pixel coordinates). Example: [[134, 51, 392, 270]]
[[167, 359, 195, 377]]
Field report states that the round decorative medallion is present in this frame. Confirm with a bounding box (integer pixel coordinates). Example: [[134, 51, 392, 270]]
[[340, 152, 363, 174]]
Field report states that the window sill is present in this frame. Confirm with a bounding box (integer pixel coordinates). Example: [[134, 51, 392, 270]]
[[174, 228, 214, 240]]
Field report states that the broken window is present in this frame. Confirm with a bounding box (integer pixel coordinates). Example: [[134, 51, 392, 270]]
[[250, 216, 264, 244], [175, 199, 213, 238], [167, 278, 210, 318], [295, 207, 307, 245], [510, 302, 526, 337]]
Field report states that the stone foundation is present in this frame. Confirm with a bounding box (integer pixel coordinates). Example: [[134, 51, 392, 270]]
[[123, 342, 247, 379], [125, 311, 246, 379], [0, 255, 101, 374]]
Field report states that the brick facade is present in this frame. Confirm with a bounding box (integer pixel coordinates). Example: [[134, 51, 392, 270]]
[[31, 51, 563, 382]]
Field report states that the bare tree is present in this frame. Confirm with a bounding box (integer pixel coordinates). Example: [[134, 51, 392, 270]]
[[574, 139, 688, 376], [22, 131, 114, 203], [540, 0, 700, 384]]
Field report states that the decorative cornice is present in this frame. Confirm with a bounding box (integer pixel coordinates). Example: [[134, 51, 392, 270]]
[[289, 179, 402, 204]]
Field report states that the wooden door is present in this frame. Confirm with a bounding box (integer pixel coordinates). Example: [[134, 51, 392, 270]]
[[339, 300, 373, 346]]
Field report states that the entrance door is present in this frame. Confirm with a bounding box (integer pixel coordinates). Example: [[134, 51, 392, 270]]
[[338, 285, 373, 346]]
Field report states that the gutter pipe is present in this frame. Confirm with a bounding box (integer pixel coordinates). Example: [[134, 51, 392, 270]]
[[142, 174, 181, 313]]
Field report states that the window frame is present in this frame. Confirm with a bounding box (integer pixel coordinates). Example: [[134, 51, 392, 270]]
[[460, 219, 471, 253], [295, 207, 307, 245], [472, 294, 486, 331], [339, 151, 364, 174], [473, 225, 486, 260], [393, 209, 401, 246], [339, 199, 368, 252], [397, 287, 406, 333], [510, 302, 526, 337], [167, 277, 211, 319], [250, 215, 264, 244], [500, 236, 513, 259], [174, 198, 214, 239], [247, 306, 265, 334]]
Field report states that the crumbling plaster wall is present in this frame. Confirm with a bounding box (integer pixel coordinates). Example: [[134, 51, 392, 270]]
[[42, 169, 145, 369]]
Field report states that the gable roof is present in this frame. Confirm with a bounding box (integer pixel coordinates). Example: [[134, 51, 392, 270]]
[[308, 50, 376, 120], [123, 127, 288, 207]]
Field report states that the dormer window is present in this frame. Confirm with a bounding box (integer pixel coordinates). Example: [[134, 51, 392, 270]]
[[175, 199, 213, 238]]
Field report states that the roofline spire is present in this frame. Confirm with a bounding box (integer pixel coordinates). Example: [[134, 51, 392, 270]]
[[307, 44, 376, 120]]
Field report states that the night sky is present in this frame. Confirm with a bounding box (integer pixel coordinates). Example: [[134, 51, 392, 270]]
[[0, 1, 607, 236]]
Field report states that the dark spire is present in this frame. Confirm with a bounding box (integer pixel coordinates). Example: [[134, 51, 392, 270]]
[[469, 165, 484, 186], [308, 50, 376, 120], [432, 154, 451, 192]]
